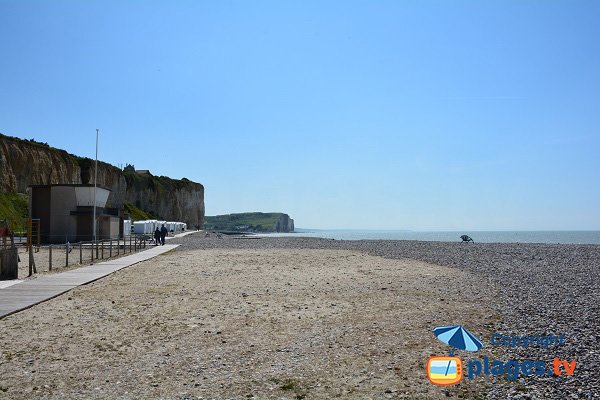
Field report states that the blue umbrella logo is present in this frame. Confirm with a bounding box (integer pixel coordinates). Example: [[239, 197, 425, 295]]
[[433, 325, 483, 355]]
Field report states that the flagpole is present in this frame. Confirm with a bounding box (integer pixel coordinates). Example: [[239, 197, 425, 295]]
[[93, 129, 99, 244]]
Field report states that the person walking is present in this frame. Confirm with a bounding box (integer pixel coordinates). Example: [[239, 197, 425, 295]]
[[160, 224, 168, 245], [153, 227, 161, 246]]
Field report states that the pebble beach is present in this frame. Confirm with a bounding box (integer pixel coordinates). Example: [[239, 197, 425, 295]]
[[173, 234, 600, 399]]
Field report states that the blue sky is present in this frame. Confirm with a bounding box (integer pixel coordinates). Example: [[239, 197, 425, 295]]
[[1, 0, 599, 230]]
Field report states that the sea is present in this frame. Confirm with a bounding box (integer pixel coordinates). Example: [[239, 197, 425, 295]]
[[259, 230, 600, 245]]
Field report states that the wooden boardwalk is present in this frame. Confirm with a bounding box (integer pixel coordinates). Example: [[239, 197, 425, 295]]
[[0, 244, 179, 319]]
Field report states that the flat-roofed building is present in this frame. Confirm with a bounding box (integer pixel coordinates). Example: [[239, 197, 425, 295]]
[[28, 184, 122, 243]]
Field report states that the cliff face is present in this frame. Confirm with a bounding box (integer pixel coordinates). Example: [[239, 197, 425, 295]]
[[0, 134, 204, 226], [0, 136, 81, 193], [274, 214, 294, 232]]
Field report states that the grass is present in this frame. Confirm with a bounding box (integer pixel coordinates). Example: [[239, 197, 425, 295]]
[[203, 212, 285, 232], [0, 192, 29, 226], [279, 378, 307, 399], [146, 284, 178, 294], [280, 378, 300, 391]]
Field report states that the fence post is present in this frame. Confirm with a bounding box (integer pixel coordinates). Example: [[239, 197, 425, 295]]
[[134, 236, 137, 252], [117, 237, 120, 255], [91, 241, 94, 262], [49, 244, 52, 271], [65, 242, 69, 267], [101, 240, 104, 259], [96, 240, 99, 259], [28, 245, 35, 276], [79, 242, 83, 264], [129, 236, 132, 252], [109, 240, 113, 257]]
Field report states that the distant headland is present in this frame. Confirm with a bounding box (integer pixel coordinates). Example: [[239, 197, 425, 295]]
[[203, 212, 294, 233]]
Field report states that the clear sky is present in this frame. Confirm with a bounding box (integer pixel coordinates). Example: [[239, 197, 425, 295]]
[[1, 0, 599, 230]]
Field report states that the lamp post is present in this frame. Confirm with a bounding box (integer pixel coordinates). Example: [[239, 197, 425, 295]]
[[93, 129, 99, 244]]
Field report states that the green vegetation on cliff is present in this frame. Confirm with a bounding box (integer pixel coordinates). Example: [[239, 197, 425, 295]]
[[123, 203, 157, 221], [0, 192, 28, 225], [204, 212, 289, 232]]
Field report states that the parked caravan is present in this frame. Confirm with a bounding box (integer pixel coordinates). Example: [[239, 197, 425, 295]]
[[133, 220, 153, 235], [147, 220, 158, 233], [123, 219, 132, 237], [166, 222, 176, 232], [132, 220, 186, 235]]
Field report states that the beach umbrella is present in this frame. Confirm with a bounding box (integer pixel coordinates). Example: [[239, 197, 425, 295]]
[[433, 325, 482, 353]]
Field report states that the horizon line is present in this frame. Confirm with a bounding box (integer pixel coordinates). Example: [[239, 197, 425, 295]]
[[294, 228, 600, 232]]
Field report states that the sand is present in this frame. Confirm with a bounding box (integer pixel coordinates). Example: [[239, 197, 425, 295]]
[[0, 248, 497, 399]]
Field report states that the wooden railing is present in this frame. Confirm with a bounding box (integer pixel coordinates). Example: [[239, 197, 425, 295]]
[[26, 235, 150, 277]]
